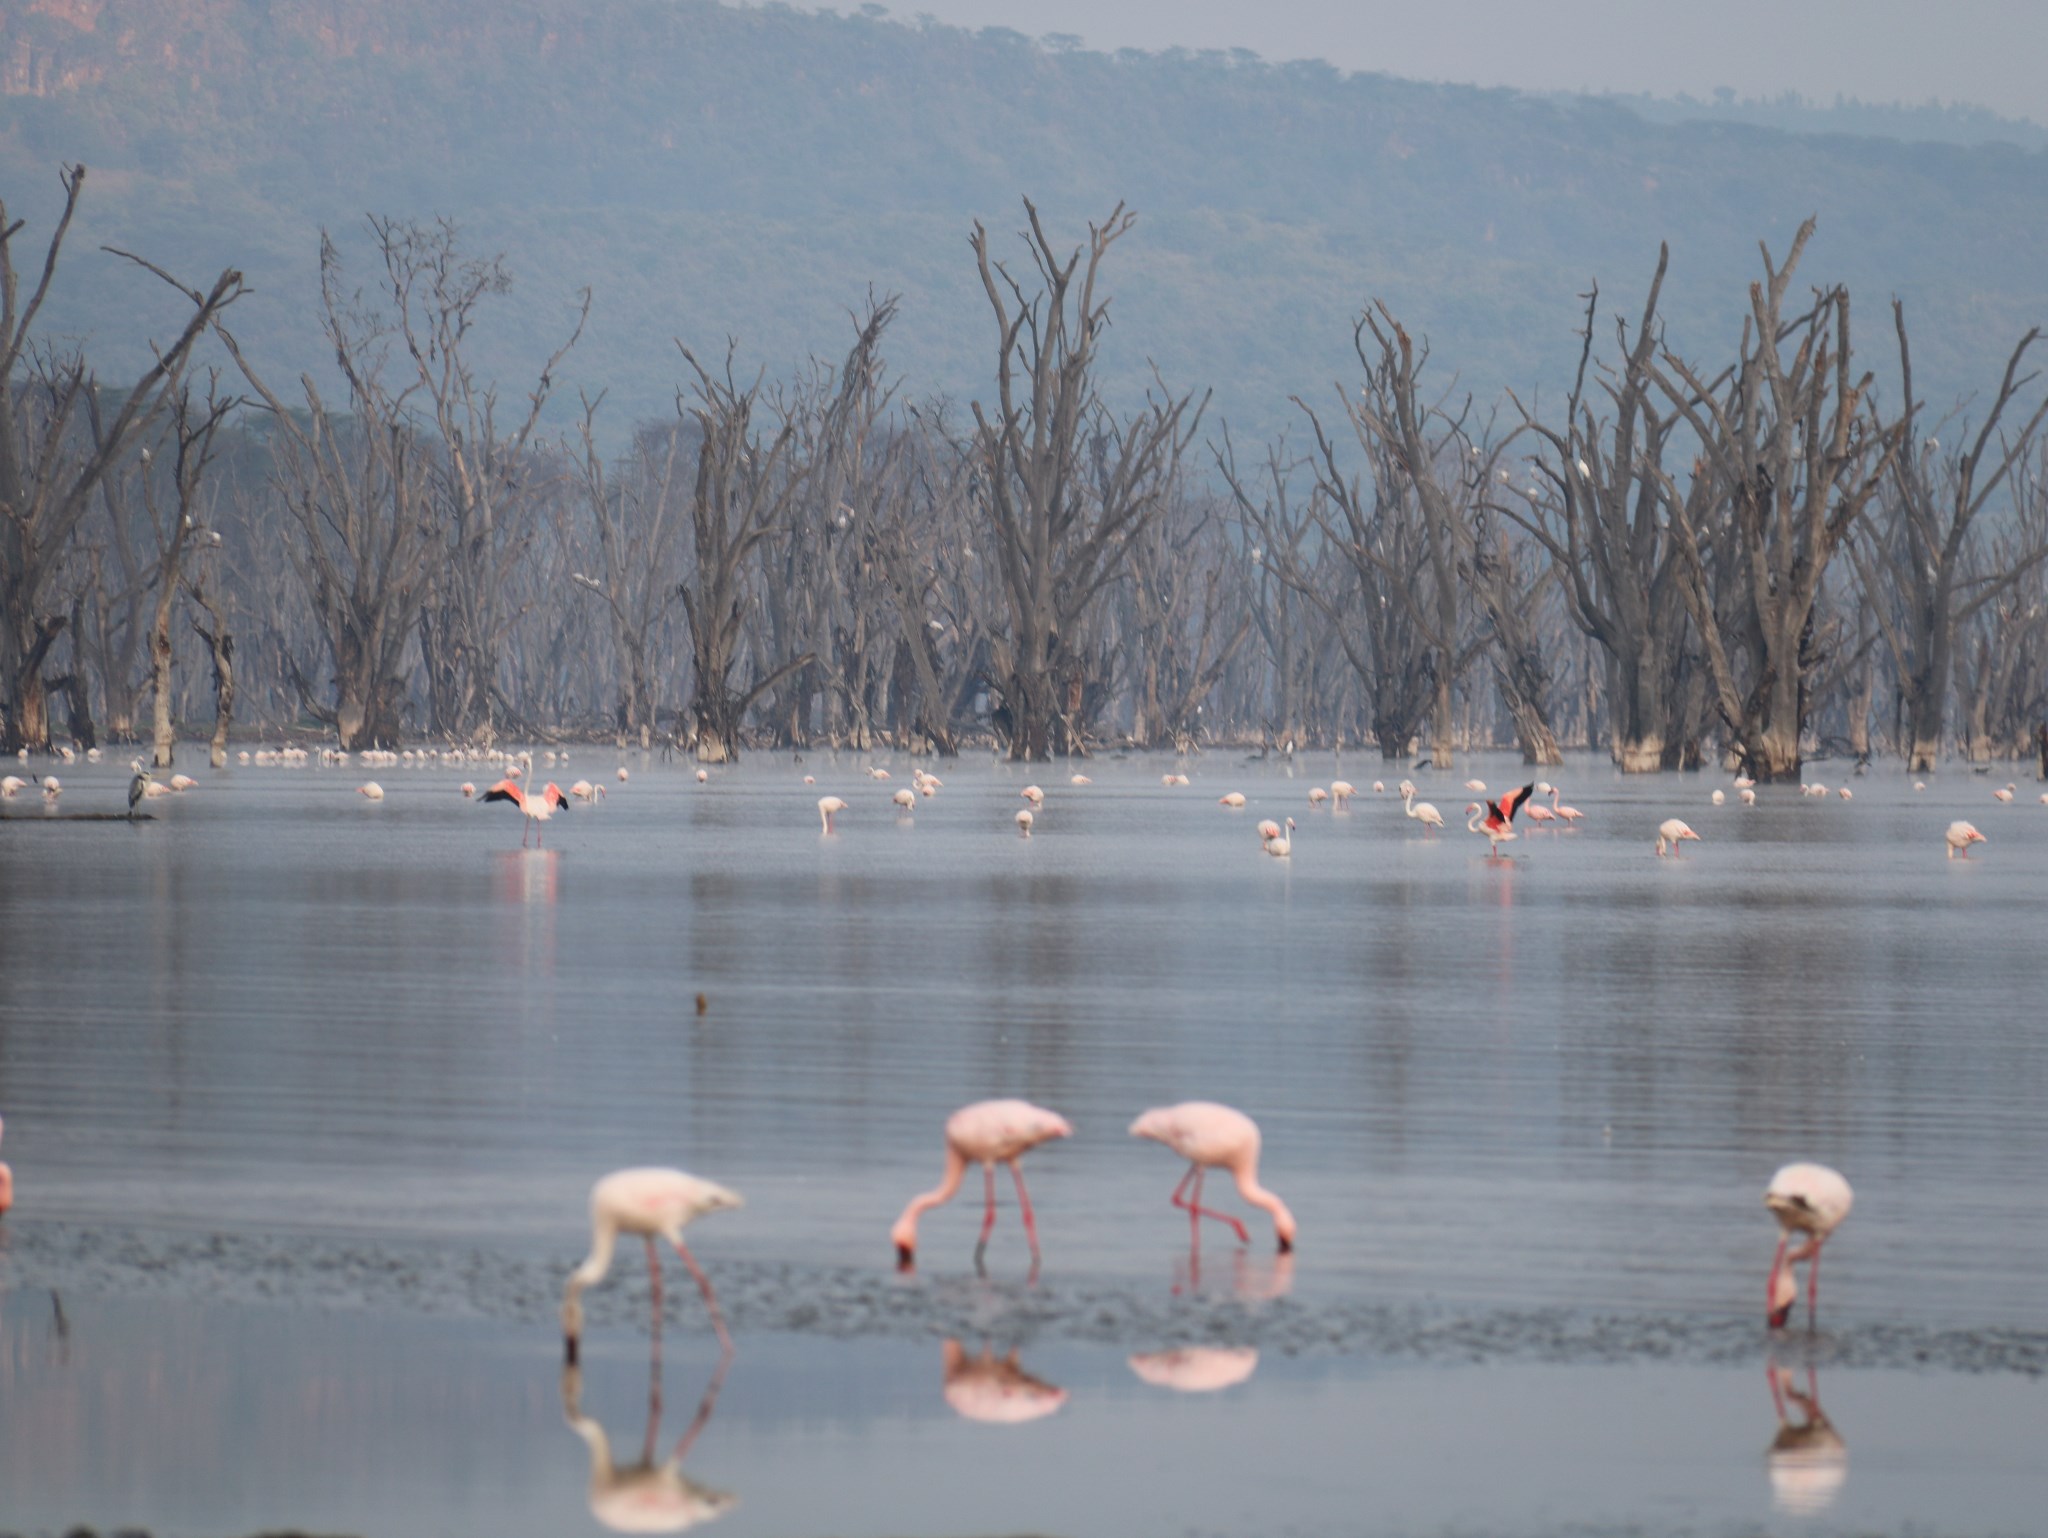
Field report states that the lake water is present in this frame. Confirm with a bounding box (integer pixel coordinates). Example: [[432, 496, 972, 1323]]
[[0, 747, 2043, 1535]]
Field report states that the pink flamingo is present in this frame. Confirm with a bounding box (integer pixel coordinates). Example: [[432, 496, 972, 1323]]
[[1465, 783, 1535, 854], [561, 1167, 744, 1364], [817, 795, 848, 834], [1130, 1101, 1295, 1254], [1764, 1162, 1853, 1329], [483, 777, 570, 845], [1264, 816, 1295, 857], [1655, 818, 1701, 856], [942, 1340, 1069, 1423], [891, 1099, 1073, 1272], [1525, 781, 1559, 825], [1015, 809, 1033, 837], [1548, 785, 1583, 823], [1218, 791, 1247, 808], [1945, 820, 1985, 858], [0, 1115, 12, 1214], [1401, 784, 1445, 833], [1330, 780, 1355, 807]]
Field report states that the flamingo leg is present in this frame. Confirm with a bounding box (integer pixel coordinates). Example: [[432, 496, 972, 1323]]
[[647, 1235, 665, 1337], [1171, 1163, 1251, 1244], [1009, 1159, 1042, 1265], [669, 1349, 733, 1465], [644, 1263, 664, 1466], [1766, 1234, 1789, 1326], [974, 1163, 999, 1272], [1806, 1239, 1823, 1328], [669, 1236, 735, 1357]]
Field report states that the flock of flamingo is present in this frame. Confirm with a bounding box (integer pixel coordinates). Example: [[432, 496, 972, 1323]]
[[555, 1096, 1853, 1366]]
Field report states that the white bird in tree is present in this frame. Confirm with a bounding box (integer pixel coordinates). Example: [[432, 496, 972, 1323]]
[[561, 1167, 743, 1365], [1764, 1162, 1853, 1330]]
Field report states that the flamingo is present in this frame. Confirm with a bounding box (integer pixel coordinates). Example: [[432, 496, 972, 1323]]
[[168, 773, 198, 792], [1307, 787, 1328, 807], [1945, 820, 1985, 858], [561, 1356, 737, 1532], [868, 767, 892, 780], [1734, 774, 1756, 790], [617, 767, 629, 782], [0, 776, 25, 796], [892, 788, 916, 811], [890, 1099, 1073, 1272], [1371, 780, 1384, 794], [1993, 783, 2016, 803], [1131, 1102, 1295, 1254], [1015, 808, 1033, 837], [1069, 774, 1092, 786], [1913, 781, 1926, 792], [1128, 1347, 1259, 1393], [1838, 787, 1852, 800], [0, 1115, 13, 1214], [460, 781, 477, 798], [1255, 818, 1281, 842], [561, 1167, 743, 1364], [1525, 783, 1558, 825], [1711, 789, 1726, 806], [39, 777, 60, 804], [942, 1340, 1068, 1423], [817, 795, 849, 834], [695, 768, 709, 783], [568, 779, 605, 803], [1465, 784, 1535, 854], [1265, 816, 1295, 857], [1548, 785, 1583, 823], [1021, 784, 1044, 806], [1765, 1162, 1853, 1329], [1740, 788, 1757, 805], [1463, 778, 1487, 793], [1766, 1363, 1848, 1517], [1330, 780, 1355, 807], [1654, 818, 1700, 856], [483, 778, 570, 845], [1218, 791, 1247, 808], [1401, 784, 1445, 833], [357, 782, 385, 801], [1161, 773, 1190, 787]]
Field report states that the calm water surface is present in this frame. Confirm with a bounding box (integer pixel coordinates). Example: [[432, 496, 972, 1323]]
[[0, 747, 2043, 1534]]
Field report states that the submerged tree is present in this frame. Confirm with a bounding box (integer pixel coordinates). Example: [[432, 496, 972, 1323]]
[[0, 165, 244, 752], [968, 201, 1201, 759]]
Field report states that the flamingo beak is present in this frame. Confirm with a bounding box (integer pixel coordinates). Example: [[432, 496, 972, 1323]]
[[895, 1243, 915, 1271], [564, 1333, 580, 1365], [1278, 1235, 1294, 1255], [1767, 1300, 1792, 1330]]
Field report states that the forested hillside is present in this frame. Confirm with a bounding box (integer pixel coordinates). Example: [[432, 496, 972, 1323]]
[[2, 0, 2045, 443]]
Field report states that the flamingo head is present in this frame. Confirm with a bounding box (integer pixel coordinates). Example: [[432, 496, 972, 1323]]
[[1768, 1262, 1798, 1329]]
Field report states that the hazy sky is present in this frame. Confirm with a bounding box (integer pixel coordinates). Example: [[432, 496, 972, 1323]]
[[870, 0, 2047, 125]]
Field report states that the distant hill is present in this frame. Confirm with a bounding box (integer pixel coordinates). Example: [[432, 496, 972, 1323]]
[[3, 0, 2045, 449]]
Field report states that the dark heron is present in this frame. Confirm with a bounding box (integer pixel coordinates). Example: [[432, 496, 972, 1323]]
[[127, 764, 151, 815]]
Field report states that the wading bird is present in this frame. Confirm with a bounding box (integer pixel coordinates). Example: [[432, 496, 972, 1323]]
[[1465, 783, 1535, 855], [890, 1099, 1073, 1272], [1264, 816, 1295, 857], [1130, 1101, 1295, 1254], [483, 778, 570, 844], [1015, 808, 1033, 837], [1548, 785, 1583, 823], [357, 782, 384, 801], [1401, 784, 1444, 833], [1217, 791, 1246, 808], [1655, 818, 1700, 856], [817, 795, 848, 834], [892, 788, 915, 811], [562, 1167, 743, 1364], [1764, 1162, 1852, 1329], [128, 766, 151, 814], [1330, 780, 1355, 807], [1945, 820, 1986, 858]]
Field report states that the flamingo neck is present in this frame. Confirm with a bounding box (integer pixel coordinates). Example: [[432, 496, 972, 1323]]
[[562, 1212, 618, 1335], [1232, 1164, 1297, 1252], [1466, 807, 1484, 832], [891, 1145, 968, 1256]]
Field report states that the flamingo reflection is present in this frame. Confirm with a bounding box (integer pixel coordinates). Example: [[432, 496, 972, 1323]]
[[1173, 1242, 1294, 1299], [1128, 1346, 1259, 1392], [562, 1352, 737, 1532], [1766, 1360, 1847, 1516], [940, 1339, 1067, 1424], [495, 847, 561, 904]]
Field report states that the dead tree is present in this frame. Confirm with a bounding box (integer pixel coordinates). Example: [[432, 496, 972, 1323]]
[[968, 201, 1200, 760], [214, 233, 440, 748], [570, 404, 688, 747], [1844, 311, 2048, 771], [1510, 252, 1707, 770], [1654, 220, 1905, 781], [675, 344, 814, 762], [140, 380, 234, 767], [372, 218, 587, 740], [0, 165, 243, 751], [1468, 504, 1563, 764]]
